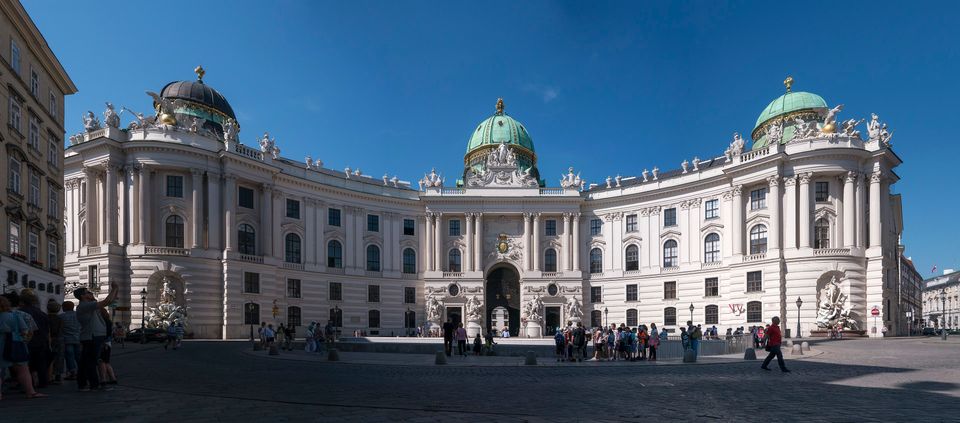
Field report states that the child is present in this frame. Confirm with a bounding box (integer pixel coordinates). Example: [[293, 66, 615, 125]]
[[473, 333, 482, 356]]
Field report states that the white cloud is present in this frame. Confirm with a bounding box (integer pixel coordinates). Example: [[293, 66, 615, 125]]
[[523, 83, 560, 103]]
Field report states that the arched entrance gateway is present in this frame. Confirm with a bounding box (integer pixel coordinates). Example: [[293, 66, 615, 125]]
[[485, 265, 521, 336]]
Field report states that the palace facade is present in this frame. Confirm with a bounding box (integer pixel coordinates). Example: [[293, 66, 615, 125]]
[[63, 71, 905, 338]]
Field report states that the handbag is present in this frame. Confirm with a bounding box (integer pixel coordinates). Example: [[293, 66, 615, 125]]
[[4, 332, 30, 363]]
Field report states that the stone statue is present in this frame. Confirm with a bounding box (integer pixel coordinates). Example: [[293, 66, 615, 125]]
[[382, 174, 389, 186], [605, 176, 612, 189], [841, 118, 863, 138], [103, 102, 120, 128], [522, 295, 542, 323], [69, 133, 83, 145], [566, 296, 583, 319], [815, 276, 860, 331], [867, 113, 881, 141], [641, 169, 649, 182], [82, 111, 101, 132], [879, 123, 893, 147], [258, 132, 280, 158], [726, 132, 745, 157], [188, 117, 205, 133], [822, 104, 844, 133], [560, 167, 582, 189], [692, 157, 700, 171], [305, 156, 314, 168], [426, 296, 444, 323], [766, 119, 783, 144], [681, 160, 689, 174], [465, 296, 483, 322], [615, 174, 622, 187], [222, 118, 238, 142], [652, 167, 659, 180], [420, 168, 443, 189], [792, 117, 817, 140], [390, 175, 399, 187]]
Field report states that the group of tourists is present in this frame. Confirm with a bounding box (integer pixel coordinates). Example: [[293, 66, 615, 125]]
[[553, 321, 667, 362], [0, 281, 121, 400], [304, 321, 336, 353]]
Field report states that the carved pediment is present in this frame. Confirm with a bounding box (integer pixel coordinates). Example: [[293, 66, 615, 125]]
[[744, 213, 769, 227], [659, 228, 682, 239], [622, 232, 642, 243], [463, 145, 539, 188], [700, 221, 725, 234]]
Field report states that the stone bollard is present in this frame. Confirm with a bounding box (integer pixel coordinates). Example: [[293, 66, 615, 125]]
[[269, 344, 280, 355], [791, 344, 803, 355], [683, 349, 697, 363], [744, 348, 757, 360], [524, 351, 537, 365], [786, 340, 794, 348], [435, 351, 447, 365], [328, 348, 340, 361], [801, 341, 810, 352]]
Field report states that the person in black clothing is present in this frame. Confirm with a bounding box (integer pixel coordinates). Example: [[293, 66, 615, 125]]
[[20, 289, 51, 388], [442, 318, 455, 356]]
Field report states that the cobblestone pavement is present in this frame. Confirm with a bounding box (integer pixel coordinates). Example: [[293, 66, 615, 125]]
[[3, 337, 960, 422]]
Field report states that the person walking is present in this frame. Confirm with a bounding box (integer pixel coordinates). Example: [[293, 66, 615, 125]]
[[760, 316, 790, 373], [19, 289, 51, 389], [60, 301, 81, 381], [46, 299, 64, 385], [649, 323, 659, 361], [442, 318, 456, 356], [98, 308, 118, 385], [455, 323, 468, 357], [0, 295, 46, 399], [473, 333, 482, 356], [324, 320, 336, 350], [74, 282, 119, 392]]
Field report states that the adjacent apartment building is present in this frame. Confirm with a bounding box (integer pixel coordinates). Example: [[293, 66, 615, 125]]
[[1, 0, 77, 302]]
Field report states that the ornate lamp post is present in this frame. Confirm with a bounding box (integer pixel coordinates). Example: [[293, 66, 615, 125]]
[[248, 303, 256, 342], [689, 303, 695, 323], [795, 297, 803, 339], [604, 307, 608, 327], [139, 288, 147, 344], [942, 289, 948, 340]]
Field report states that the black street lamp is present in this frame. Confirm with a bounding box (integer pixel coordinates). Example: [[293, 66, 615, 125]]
[[248, 303, 256, 342], [604, 307, 608, 327], [795, 296, 803, 339], [688, 303, 695, 323], [139, 288, 147, 344], [941, 289, 948, 341]]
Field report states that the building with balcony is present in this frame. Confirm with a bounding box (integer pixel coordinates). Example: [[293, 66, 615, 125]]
[[63, 71, 903, 338], [923, 270, 960, 330]]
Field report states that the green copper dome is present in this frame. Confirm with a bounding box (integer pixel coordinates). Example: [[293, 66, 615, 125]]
[[753, 91, 827, 132], [465, 99, 535, 154]]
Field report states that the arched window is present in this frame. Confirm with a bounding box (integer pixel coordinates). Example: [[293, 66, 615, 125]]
[[165, 215, 184, 248], [544, 249, 557, 272], [238, 224, 256, 255], [626, 309, 638, 327], [664, 307, 677, 326], [368, 310, 380, 328], [625, 244, 639, 271], [814, 218, 830, 249], [448, 249, 462, 272], [327, 240, 343, 268], [402, 248, 417, 274], [243, 302, 259, 325], [589, 248, 603, 274], [366, 245, 381, 272], [705, 304, 719, 325], [749, 225, 767, 254], [287, 306, 301, 327], [284, 233, 301, 263], [747, 301, 762, 323], [704, 233, 720, 263], [663, 240, 678, 268], [591, 310, 602, 328]]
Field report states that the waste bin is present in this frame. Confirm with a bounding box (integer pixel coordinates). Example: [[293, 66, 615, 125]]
[[785, 328, 791, 338]]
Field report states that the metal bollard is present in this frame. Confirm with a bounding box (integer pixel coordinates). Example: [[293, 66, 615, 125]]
[[435, 351, 447, 365], [524, 351, 537, 365], [743, 348, 757, 360]]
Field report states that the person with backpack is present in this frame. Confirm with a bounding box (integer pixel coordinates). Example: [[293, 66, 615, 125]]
[[638, 325, 648, 360], [690, 324, 703, 358], [572, 322, 587, 362], [606, 327, 616, 361], [680, 326, 690, 352], [649, 323, 660, 361], [554, 328, 565, 362], [74, 283, 118, 392]]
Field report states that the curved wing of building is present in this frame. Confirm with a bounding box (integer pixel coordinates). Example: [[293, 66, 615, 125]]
[[63, 72, 905, 339]]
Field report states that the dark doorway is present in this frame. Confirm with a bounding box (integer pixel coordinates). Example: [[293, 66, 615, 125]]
[[545, 306, 561, 336], [486, 265, 521, 336], [446, 307, 462, 326]]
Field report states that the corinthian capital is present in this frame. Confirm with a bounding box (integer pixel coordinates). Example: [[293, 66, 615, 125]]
[[767, 175, 780, 187], [870, 170, 883, 183], [845, 171, 859, 183], [798, 172, 813, 185], [783, 175, 797, 187]]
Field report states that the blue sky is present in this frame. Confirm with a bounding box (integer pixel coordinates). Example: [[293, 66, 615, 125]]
[[25, 1, 959, 278]]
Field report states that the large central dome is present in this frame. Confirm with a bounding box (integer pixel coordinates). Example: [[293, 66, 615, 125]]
[[461, 99, 541, 186], [750, 78, 829, 150]]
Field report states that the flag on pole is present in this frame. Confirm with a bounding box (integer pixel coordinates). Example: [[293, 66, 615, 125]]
[[932, 264, 937, 274]]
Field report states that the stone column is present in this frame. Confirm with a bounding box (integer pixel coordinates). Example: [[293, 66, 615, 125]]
[[603, 214, 615, 270], [223, 176, 236, 252], [856, 173, 866, 247], [315, 200, 325, 267], [767, 175, 780, 252], [434, 213, 443, 271], [465, 213, 474, 272], [533, 213, 541, 271], [572, 213, 581, 271], [260, 184, 273, 256], [190, 169, 203, 249], [798, 173, 812, 249], [131, 167, 141, 245], [105, 163, 118, 245], [562, 213, 571, 271], [304, 199, 316, 265], [783, 176, 797, 250], [84, 167, 98, 247], [140, 166, 151, 245], [689, 199, 702, 262], [425, 213, 435, 271], [475, 213, 483, 272], [731, 185, 743, 255], [869, 171, 882, 248], [523, 213, 533, 271], [843, 171, 857, 248], [679, 203, 690, 264], [639, 209, 651, 268], [207, 172, 221, 250], [272, 191, 284, 259]]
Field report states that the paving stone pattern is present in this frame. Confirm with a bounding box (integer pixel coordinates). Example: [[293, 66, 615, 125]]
[[3, 338, 960, 422]]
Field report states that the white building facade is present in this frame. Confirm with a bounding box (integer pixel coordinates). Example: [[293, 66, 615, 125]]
[[63, 73, 905, 338]]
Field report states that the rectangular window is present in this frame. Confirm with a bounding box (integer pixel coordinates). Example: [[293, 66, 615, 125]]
[[238, 187, 254, 209], [10, 40, 20, 74], [403, 218, 415, 236], [705, 305, 719, 325], [705, 277, 719, 297], [367, 214, 380, 232], [166, 175, 183, 198], [49, 91, 56, 115], [626, 284, 638, 302], [8, 157, 20, 193], [30, 68, 39, 97], [448, 219, 460, 236], [664, 281, 677, 300], [329, 282, 342, 301], [87, 265, 97, 289], [287, 307, 302, 328], [815, 182, 829, 202], [545, 219, 557, 236], [286, 199, 300, 219], [9, 96, 22, 132], [47, 184, 58, 219], [48, 138, 59, 168], [747, 302, 762, 323], [286, 278, 301, 298], [750, 188, 767, 210], [590, 218, 602, 236], [404, 287, 416, 304], [28, 116, 40, 151], [747, 271, 763, 293], [625, 214, 637, 232], [328, 208, 341, 226], [590, 286, 602, 303], [48, 241, 58, 270], [705, 199, 719, 219], [8, 221, 21, 255], [368, 285, 380, 303], [243, 272, 260, 294], [29, 171, 40, 206], [664, 208, 677, 227]]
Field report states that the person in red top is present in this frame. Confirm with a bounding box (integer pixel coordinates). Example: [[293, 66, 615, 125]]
[[760, 316, 791, 372]]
